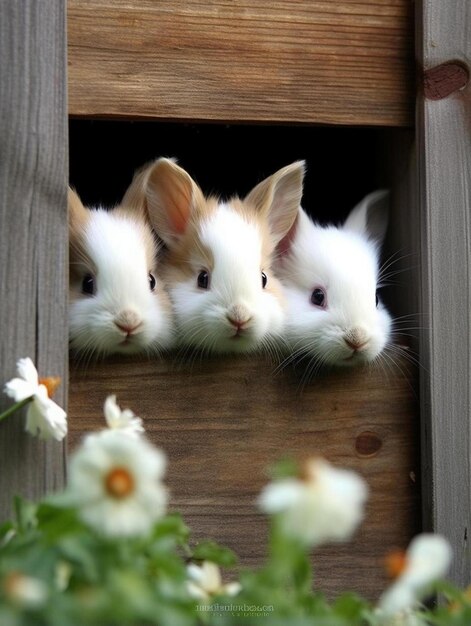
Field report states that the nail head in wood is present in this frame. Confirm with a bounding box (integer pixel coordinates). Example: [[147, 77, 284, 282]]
[[424, 61, 469, 100]]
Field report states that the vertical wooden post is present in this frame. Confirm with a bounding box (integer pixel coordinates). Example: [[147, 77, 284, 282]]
[[416, 1, 471, 586], [0, 2, 68, 517]]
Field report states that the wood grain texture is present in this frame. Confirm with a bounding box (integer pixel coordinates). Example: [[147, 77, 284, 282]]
[[67, 0, 414, 127], [69, 354, 420, 600], [416, 1, 471, 588], [0, 2, 68, 518]]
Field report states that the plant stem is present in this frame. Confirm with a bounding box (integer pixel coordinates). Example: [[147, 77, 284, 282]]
[[0, 397, 33, 422]]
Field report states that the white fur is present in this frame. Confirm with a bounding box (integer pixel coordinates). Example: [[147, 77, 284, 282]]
[[69, 210, 174, 357], [171, 204, 285, 354], [142, 157, 305, 356], [276, 195, 392, 368]]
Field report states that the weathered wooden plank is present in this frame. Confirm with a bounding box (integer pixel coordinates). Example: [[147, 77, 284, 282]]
[[69, 355, 420, 600], [67, 0, 414, 127], [416, 1, 471, 588], [0, 2, 68, 518]]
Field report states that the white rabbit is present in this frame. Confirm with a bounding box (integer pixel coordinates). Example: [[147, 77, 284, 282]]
[[68, 186, 174, 358], [274, 189, 392, 370], [130, 157, 305, 355]]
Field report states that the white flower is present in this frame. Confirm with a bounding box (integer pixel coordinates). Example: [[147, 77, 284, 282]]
[[377, 534, 452, 617], [3, 571, 48, 608], [3, 357, 67, 441], [186, 561, 241, 601], [258, 457, 368, 547], [103, 395, 145, 438], [376, 609, 428, 626], [67, 429, 168, 537]]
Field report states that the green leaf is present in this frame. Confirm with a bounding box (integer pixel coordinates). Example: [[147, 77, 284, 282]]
[[0, 520, 15, 543], [13, 495, 37, 533], [35, 503, 84, 540], [153, 513, 191, 545], [332, 592, 370, 620], [55, 534, 101, 583], [191, 540, 238, 567], [267, 457, 299, 480], [148, 551, 187, 583], [291, 550, 312, 594]]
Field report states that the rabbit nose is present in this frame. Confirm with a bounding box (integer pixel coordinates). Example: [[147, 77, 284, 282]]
[[227, 317, 251, 331], [226, 304, 252, 330], [114, 310, 142, 335], [344, 328, 369, 351]]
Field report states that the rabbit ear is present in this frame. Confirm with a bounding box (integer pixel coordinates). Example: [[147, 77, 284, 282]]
[[245, 160, 306, 244], [143, 157, 206, 247], [277, 208, 301, 257], [343, 189, 390, 246], [118, 162, 153, 222], [68, 187, 92, 267], [68, 186, 89, 233]]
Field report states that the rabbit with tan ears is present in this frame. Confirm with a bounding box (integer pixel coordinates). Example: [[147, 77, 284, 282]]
[[274, 189, 393, 374], [126, 157, 305, 356], [68, 185, 175, 359]]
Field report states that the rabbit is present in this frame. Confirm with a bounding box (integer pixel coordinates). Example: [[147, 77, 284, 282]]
[[126, 157, 305, 356], [274, 189, 393, 371], [68, 184, 175, 359]]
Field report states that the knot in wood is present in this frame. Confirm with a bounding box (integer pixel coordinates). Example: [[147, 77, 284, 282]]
[[355, 431, 382, 457]]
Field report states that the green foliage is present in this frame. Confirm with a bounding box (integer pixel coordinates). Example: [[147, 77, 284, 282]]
[[2, 365, 467, 624], [267, 456, 299, 480], [0, 494, 469, 626], [190, 541, 237, 568]]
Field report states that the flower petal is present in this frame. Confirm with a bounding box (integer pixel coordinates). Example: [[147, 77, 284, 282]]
[[187, 563, 205, 584], [187, 581, 209, 601], [201, 561, 222, 592], [104, 395, 120, 426], [24, 394, 67, 441], [5, 572, 48, 608], [67, 430, 167, 537], [258, 459, 368, 548], [223, 582, 242, 597], [103, 395, 145, 438], [24, 403, 48, 439], [4, 378, 35, 402], [377, 580, 418, 615], [258, 479, 305, 513], [403, 534, 452, 588], [16, 358, 39, 387]]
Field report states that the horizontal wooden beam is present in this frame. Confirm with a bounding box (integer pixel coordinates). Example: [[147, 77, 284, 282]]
[[68, 1, 414, 127]]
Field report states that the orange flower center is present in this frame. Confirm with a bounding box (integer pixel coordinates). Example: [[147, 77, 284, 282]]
[[385, 550, 408, 579], [4, 571, 22, 595], [104, 467, 135, 499], [299, 457, 321, 482], [39, 376, 61, 398]]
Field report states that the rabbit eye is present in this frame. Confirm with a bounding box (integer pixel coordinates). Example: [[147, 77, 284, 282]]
[[310, 287, 326, 308], [149, 272, 156, 291], [261, 271, 268, 289], [375, 290, 379, 307], [81, 273, 95, 296], [197, 270, 210, 290]]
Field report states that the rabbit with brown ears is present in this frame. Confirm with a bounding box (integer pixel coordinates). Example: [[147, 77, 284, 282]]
[[68, 184, 175, 360], [125, 157, 305, 357]]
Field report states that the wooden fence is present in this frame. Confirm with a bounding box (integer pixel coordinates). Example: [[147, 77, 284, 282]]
[[0, 0, 469, 590]]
